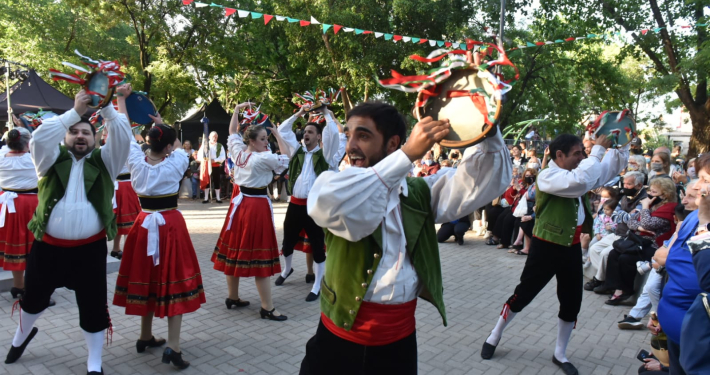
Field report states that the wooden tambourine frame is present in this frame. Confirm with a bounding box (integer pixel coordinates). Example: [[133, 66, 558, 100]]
[[84, 71, 116, 109], [414, 67, 501, 148]]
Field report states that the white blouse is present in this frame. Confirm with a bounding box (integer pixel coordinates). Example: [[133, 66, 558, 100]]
[[228, 134, 289, 188], [127, 142, 189, 196], [0, 147, 38, 190]]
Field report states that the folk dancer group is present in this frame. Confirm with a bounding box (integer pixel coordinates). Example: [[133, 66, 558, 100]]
[[1, 85, 636, 375]]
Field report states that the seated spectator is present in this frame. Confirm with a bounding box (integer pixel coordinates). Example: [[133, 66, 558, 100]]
[[510, 145, 527, 168], [591, 198, 619, 248], [649, 147, 677, 180], [585, 172, 648, 291], [509, 170, 537, 255], [603, 177, 678, 305], [525, 149, 541, 170], [449, 149, 462, 167], [418, 150, 440, 176], [489, 168, 535, 249], [627, 154, 649, 183], [437, 216, 471, 245]]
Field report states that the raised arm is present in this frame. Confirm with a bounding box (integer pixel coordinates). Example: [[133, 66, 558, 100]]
[[321, 109, 346, 169], [31, 90, 90, 177], [277, 108, 306, 158], [229, 102, 252, 135], [422, 132, 512, 223], [99, 96, 133, 180]]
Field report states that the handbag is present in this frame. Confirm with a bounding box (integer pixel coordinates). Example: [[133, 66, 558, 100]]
[[612, 231, 653, 255], [512, 199, 528, 218]]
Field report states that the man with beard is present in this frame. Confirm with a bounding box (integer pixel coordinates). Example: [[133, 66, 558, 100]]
[[197, 131, 226, 203], [299, 102, 511, 374], [480, 133, 628, 375], [5, 89, 132, 374], [276, 106, 346, 301]]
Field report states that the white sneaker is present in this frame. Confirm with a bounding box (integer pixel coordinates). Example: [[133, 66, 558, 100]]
[[637, 261, 652, 275], [483, 230, 492, 239]]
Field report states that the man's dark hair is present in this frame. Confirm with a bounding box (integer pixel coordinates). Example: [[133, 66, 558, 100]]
[[548, 134, 583, 160], [346, 102, 407, 148], [675, 203, 690, 221], [304, 122, 323, 136], [512, 145, 522, 151], [77, 115, 97, 136]]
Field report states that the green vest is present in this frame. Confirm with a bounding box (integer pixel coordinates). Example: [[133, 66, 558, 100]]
[[320, 177, 446, 331], [28, 146, 118, 241], [287, 146, 329, 193], [532, 182, 593, 247]]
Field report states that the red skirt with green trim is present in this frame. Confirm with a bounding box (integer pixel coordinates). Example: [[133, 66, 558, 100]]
[[113, 210, 205, 318], [0, 192, 37, 271], [211, 192, 281, 278], [114, 181, 141, 236], [214, 184, 240, 254]]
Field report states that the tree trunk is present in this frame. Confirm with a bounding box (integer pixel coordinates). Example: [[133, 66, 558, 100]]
[[687, 104, 710, 157]]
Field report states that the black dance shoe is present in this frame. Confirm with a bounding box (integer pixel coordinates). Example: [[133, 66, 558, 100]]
[[162, 347, 190, 369], [87, 368, 104, 374], [215, 199, 223, 204], [480, 341, 497, 360], [305, 292, 320, 302], [552, 355, 579, 375], [9, 287, 23, 299], [202, 200, 210, 204], [225, 298, 250, 309], [274, 268, 294, 286], [136, 336, 166, 353], [305, 273, 315, 283], [260, 308, 287, 321], [605, 293, 633, 306], [110, 251, 123, 260], [5, 327, 38, 364], [583, 277, 602, 291]]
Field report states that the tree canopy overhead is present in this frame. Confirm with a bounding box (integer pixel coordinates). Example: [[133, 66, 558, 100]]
[[1, 0, 707, 154]]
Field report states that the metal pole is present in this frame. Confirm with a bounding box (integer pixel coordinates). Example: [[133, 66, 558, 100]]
[[497, 0, 506, 74], [6, 60, 12, 130]]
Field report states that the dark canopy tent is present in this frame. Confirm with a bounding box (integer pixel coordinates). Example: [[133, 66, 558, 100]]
[[0, 70, 75, 123], [177, 98, 232, 148]]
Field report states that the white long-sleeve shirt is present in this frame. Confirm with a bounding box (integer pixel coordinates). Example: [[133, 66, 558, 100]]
[[31, 105, 132, 240], [278, 112, 346, 199], [197, 142, 226, 164], [537, 144, 629, 225], [0, 146, 38, 189], [228, 134, 289, 187], [127, 142, 189, 196], [307, 132, 511, 303]]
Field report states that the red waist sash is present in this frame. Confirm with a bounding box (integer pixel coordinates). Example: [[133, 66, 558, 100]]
[[42, 230, 106, 247], [290, 196, 307, 206], [211, 162, 221, 167], [321, 299, 417, 346]]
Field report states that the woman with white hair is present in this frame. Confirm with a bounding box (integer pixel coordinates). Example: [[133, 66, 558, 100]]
[[0, 127, 50, 303], [196, 130, 226, 203]]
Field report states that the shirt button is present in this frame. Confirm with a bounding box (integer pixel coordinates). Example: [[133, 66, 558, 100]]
[[355, 297, 361, 301], [361, 283, 368, 288], [367, 269, 373, 275]]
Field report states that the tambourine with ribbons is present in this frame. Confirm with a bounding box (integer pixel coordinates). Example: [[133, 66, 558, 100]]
[[49, 49, 126, 109], [293, 88, 342, 122], [378, 42, 519, 148], [18, 110, 58, 132], [124, 92, 158, 125], [587, 110, 637, 148], [240, 104, 273, 134]]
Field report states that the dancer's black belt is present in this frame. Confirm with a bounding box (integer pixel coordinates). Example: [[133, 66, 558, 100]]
[[116, 173, 131, 181], [240, 186, 268, 196], [138, 193, 178, 211], [2, 187, 38, 194]]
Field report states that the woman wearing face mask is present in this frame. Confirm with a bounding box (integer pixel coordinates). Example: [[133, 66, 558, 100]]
[[603, 178, 678, 306], [491, 168, 535, 249], [649, 152, 672, 181], [525, 149, 541, 171], [644, 151, 653, 170]]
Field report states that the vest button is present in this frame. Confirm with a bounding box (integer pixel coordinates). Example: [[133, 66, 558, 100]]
[[367, 269, 373, 275], [53, 199, 58, 202], [44, 213, 48, 216], [343, 323, 349, 328], [349, 310, 355, 315], [373, 253, 380, 259], [355, 297, 361, 301], [361, 283, 368, 288]]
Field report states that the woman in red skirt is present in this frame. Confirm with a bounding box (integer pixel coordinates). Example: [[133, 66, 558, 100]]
[[0, 127, 40, 300], [113, 93, 204, 368], [111, 163, 141, 259], [212, 101, 291, 321]]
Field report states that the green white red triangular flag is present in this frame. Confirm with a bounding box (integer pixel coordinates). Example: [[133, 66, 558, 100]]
[[333, 25, 342, 34], [264, 14, 273, 24], [194, 2, 208, 7], [428, 40, 436, 46], [251, 12, 262, 18], [182, 0, 194, 5], [275, 16, 286, 21], [224, 7, 236, 16], [375, 32, 383, 38], [310, 16, 320, 25], [300, 20, 310, 26], [323, 24, 332, 33], [384, 34, 393, 40], [237, 10, 249, 17], [343, 27, 354, 32], [355, 29, 364, 34], [412, 37, 420, 43]]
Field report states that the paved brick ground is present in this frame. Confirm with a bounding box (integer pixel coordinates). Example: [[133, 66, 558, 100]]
[[0, 199, 652, 374]]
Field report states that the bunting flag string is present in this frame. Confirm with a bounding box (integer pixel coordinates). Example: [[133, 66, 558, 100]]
[[181, 0, 709, 52]]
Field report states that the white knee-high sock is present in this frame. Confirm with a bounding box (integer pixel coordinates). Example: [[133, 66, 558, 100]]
[[82, 329, 104, 373], [203, 189, 209, 201], [12, 310, 42, 347], [215, 189, 221, 200], [310, 262, 325, 294], [281, 255, 293, 278], [486, 309, 517, 346], [554, 318, 575, 363]]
